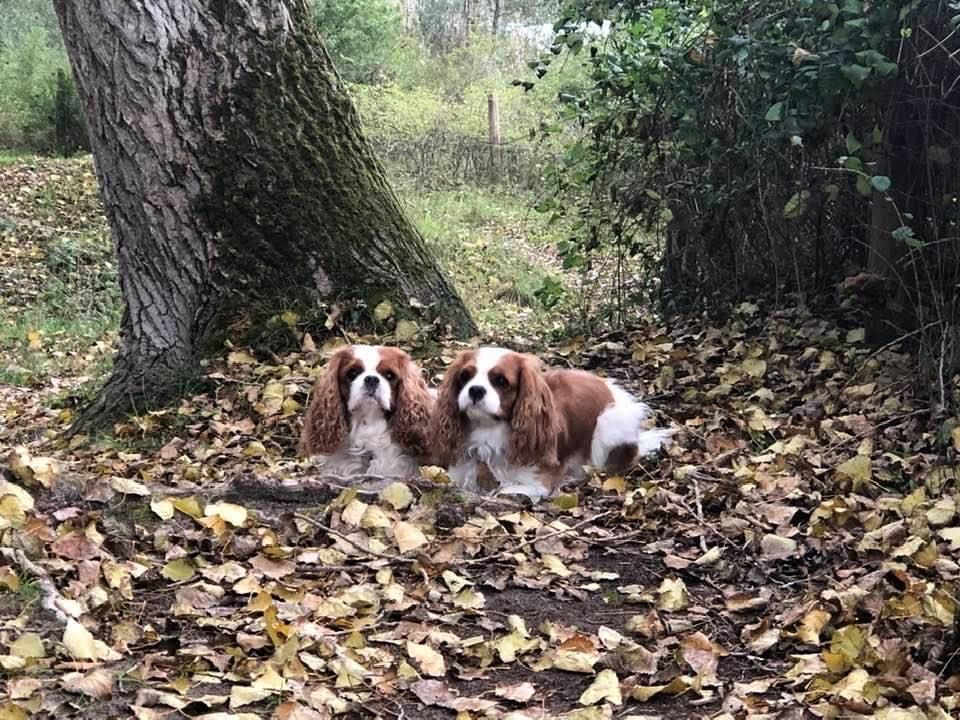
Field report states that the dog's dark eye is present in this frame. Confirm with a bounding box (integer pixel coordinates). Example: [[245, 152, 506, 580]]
[[490, 373, 509, 389], [383, 370, 397, 382], [457, 368, 473, 385], [345, 367, 362, 381]]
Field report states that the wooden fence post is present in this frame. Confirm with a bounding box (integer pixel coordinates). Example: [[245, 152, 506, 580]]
[[487, 92, 501, 180]]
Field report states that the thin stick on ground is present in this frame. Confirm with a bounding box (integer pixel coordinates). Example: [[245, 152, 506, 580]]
[[691, 474, 709, 552], [294, 512, 416, 564], [462, 509, 618, 567]]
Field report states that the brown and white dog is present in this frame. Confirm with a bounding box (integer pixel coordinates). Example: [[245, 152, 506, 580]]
[[429, 347, 671, 498], [299, 345, 434, 477]]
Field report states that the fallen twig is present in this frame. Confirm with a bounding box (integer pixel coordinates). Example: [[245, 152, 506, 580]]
[[462, 509, 618, 567], [293, 512, 415, 564]]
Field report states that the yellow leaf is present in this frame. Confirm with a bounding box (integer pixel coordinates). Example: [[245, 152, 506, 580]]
[[406, 641, 446, 677], [252, 664, 285, 691], [901, 486, 926, 515], [420, 466, 449, 484], [952, 426, 960, 452], [601, 476, 626, 494], [151, 497, 174, 520], [9, 633, 44, 659], [242, 441, 267, 457], [26, 330, 42, 351], [395, 320, 419, 341], [204, 502, 248, 528], [0, 480, 33, 513], [172, 496, 203, 518], [846, 328, 865, 344], [0, 495, 26, 529], [111, 477, 150, 496], [161, 559, 196, 582], [340, 499, 368, 527], [280, 311, 299, 327], [0, 703, 28, 720], [394, 521, 428, 553], [938, 526, 960, 550], [27, 456, 58, 488], [797, 608, 831, 644], [836, 454, 872, 489], [926, 497, 956, 527], [552, 493, 579, 510], [495, 630, 537, 663], [542, 554, 572, 577], [694, 546, 722, 566], [227, 350, 257, 365], [229, 685, 273, 708], [256, 382, 285, 417], [62, 620, 120, 661], [656, 577, 688, 611], [381, 482, 414, 510], [373, 301, 395, 321], [741, 358, 767, 378], [578, 669, 622, 706], [361, 504, 391, 529]]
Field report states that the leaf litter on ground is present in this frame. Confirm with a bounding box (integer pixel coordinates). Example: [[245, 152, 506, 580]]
[[0, 162, 959, 719]]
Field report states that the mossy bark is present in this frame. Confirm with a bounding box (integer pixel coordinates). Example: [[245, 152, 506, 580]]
[[53, 0, 475, 432]]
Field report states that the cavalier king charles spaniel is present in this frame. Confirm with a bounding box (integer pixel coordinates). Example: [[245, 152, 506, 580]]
[[429, 347, 671, 498], [299, 345, 434, 477]]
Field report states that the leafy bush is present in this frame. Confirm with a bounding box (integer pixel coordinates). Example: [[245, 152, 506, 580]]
[[0, 3, 86, 154], [352, 34, 586, 187], [537, 0, 960, 399]]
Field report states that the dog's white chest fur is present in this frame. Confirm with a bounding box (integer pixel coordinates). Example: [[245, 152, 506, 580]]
[[448, 422, 547, 498], [318, 401, 417, 478]]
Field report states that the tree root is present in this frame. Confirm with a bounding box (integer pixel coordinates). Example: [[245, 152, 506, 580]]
[[221, 473, 526, 513]]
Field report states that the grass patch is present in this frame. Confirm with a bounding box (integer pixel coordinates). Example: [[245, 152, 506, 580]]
[[397, 182, 569, 336], [0, 149, 35, 166], [0, 230, 119, 386]]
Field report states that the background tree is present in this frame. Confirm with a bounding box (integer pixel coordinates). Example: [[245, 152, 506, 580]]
[[309, 0, 402, 82], [53, 0, 475, 431]]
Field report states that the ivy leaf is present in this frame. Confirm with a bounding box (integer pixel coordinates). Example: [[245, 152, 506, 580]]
[[840, 63, 871, 86], [764, 101, 784, 122], [845, 132, 862, 154], [783, 190, 810, 219], [870, 175, 891, 192]]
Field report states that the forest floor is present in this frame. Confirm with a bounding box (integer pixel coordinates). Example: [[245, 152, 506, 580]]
[[0, 157, 958, 720]]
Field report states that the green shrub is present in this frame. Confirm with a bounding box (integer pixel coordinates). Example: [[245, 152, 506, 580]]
[[0, 24, 86, 154]]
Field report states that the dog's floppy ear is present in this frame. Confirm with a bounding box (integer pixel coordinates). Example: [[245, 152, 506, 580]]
[[391, 354, 434, 457], [509, 354, 560, 467], [298, 347, 352, 457], [427, 350, 472, 466]]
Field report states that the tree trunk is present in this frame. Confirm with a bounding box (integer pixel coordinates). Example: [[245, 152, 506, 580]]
[[491, 0, 502, 35], [53, 0, 476, 431]]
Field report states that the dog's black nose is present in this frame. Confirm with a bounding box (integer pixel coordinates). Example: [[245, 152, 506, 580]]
[[364, 375, 380, 389], [468, 385, 486, 402]]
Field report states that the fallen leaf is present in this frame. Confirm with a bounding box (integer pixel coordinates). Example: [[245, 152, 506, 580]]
[[656, 577, 688, 611], [406, 641, 446, 677], [495, 682, 536, 703], [382, 482, 414, 510], [61, 669, 114, 699], [394, 521, 428, 553], [760, 533, 798, 559], [579, 669, 622, 706]]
